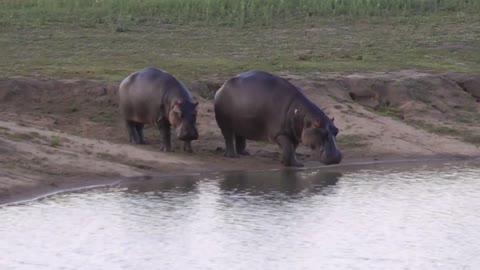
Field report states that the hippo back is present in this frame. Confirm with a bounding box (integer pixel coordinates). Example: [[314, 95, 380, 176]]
[[119, 67, 192, 124], [214, 71, 302, 141]]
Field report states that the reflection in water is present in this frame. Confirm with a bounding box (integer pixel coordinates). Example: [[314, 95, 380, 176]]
[[123, 175, 199, 195], [220, 169, 341, 197], [1, 162, 480, 270]]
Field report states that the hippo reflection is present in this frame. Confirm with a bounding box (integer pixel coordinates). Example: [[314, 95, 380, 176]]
[[118, 170, 341, 200], [121, 175, 199, 196], [219, 170, 342, 197]]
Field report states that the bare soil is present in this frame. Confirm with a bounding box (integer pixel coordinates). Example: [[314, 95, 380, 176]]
[[1, 70, 479, 203]]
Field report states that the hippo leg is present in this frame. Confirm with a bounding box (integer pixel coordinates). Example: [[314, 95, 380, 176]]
[[219, 127, 238, 158], [135, 123, 146, 144], [235, 135, 250, 156], [183, 141, 193, 153], [277, 135, 303, 167], [158, 120, 173, 152], [126, 120, 142, 144]]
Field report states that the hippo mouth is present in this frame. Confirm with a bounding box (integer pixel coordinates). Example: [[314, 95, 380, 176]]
[[178, 133, 199, 141], [320, 150, 342, 165], [177, 128, 199, 141], [318, 138, 342, 165]]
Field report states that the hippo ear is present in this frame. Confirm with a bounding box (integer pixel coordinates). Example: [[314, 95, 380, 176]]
[[313, 120, 321, 127]]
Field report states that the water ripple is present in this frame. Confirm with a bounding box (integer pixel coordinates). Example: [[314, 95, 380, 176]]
[[1, 161, 479, 270]]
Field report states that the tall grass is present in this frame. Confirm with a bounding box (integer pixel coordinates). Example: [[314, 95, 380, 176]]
[[1, 0, 478, 26]]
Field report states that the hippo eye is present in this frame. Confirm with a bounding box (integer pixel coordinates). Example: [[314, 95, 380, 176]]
[[318, 128, 328, 138]]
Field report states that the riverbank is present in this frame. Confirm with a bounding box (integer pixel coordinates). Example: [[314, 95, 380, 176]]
[[1, 5, 480, 203], [1, 71, 479, 204]]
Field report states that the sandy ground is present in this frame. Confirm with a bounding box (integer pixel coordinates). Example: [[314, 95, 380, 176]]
[[1, 70, 479, 203]]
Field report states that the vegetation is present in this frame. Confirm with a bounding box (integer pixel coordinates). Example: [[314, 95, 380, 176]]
[[1, 15, 479, 81], [463, 133, 480, 145], [373, 104, 403, 118], [407, 120, 480, 146], [336, 134, 368, 149], [13, 133, 37, 142], [0, 0, 478, 79], [0, 129, 68, 147], [1, 0, 478, 26], [49, 137, 61, 147]]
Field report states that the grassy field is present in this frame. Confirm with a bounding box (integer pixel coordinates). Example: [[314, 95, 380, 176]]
[[2, 0, 478, 26], [0, 0, 479, 81]]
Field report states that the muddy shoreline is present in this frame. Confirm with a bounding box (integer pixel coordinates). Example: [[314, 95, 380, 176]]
[[1, 70, 479, 204]]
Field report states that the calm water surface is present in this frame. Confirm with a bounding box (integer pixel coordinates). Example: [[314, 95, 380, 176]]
[[1, 161, 480, 270]]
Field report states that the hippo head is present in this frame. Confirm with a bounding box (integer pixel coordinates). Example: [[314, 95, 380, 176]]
[[299, 115, 342, 165], [169, 100, 199, 141]]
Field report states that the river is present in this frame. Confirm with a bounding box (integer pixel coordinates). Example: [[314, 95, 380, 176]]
[[1, 161, 479, 270]]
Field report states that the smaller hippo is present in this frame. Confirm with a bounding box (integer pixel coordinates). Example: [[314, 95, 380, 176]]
[[119, 67, 199, 152], [214, 70, 342, 167]]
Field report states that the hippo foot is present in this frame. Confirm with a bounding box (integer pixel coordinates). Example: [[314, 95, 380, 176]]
[[161, 146, 174, 152], [182, 142, 194, 153], [183, 147, 194, 153], [224, 152, 239, 158], [282, 159, 304, 167], [129, 138, 144, 144]]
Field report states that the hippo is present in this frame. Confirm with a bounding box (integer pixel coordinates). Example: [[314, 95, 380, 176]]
[[214, 70, 342, 167], [118, 67, 199, 152]]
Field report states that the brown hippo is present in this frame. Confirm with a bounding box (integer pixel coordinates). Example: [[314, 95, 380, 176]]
[[119, 67, 199, 152], [214, 70, 342, 167]]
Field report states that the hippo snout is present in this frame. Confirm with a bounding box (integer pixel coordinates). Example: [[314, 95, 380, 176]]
[[178, 127, 199, 141], [322, 151, 342, 165]]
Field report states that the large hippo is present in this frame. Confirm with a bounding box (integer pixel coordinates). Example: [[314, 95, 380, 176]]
[[214, 70, 342, 167], [119, 67, 199, 152]]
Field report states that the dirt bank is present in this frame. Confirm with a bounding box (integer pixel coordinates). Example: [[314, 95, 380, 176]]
[[1, 70, 479, 203]]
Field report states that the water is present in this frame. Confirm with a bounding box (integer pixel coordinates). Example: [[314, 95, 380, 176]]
[[1, 161, 480, 270]]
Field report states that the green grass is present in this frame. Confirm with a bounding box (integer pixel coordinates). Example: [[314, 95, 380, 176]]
[[336, 134, 369, 149], [90, 110, 116, 124], [13, 133, 36, 142], [372, 104, 403, 118], [1, 15, 479, 81], [49, 137, 61, 147], [1, 0, 478, 27], [407, 120, 480, 146], [0, 1, 479, 81], [14, 132, 41, 142], [0, 130, 47, 142], [0, 130, 67, 147], [429, 125, 458, 135], [463, 133, 480, 145]]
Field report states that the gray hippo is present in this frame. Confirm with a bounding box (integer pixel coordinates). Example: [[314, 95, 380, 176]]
[[119, 67, 199, 152], [214, 70, 342, 167]]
